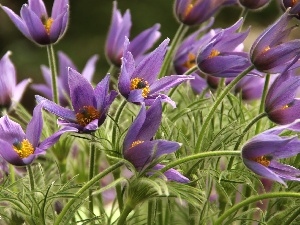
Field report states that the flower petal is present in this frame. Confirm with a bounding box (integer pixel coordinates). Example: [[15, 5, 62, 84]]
[[0, 116, 26, 143], [51, 0, 69, 19], [152, 164, 190, 183], [82, 54, 99, 82], [28, 0, 47, 18], [11, 78, 32, 110], [26, 103, 43, 147], [94, 74, 109, 111]]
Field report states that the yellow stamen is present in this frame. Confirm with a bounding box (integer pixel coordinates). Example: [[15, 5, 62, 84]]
[[184, 0, 198, 17], [292, 0, 299, 6], [41, 16, 54, 35], [208, 49, 220, 59], [253, 155, 271, 167], [13, 139, 34, 159], [76, 106, 100, 127], [130, 78, 150, 98], [262, 46, 271, 54], [131, 140, 144, 148], [182, 53, 196, 69]]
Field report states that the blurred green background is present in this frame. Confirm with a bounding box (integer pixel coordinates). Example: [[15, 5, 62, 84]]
[[0, 0, 281, 111]]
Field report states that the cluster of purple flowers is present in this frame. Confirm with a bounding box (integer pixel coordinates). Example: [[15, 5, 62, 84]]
[[1, 0, 300, 201]]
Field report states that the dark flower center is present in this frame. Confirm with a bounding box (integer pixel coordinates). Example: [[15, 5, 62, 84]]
[[76, 106, 100, 127], [13, 139, 34, 158], [130, 78, 150, 98], [253, 155, 272, 167]]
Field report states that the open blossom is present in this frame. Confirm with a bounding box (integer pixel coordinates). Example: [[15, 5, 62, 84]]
[[118, 37, 194, 108], [174, 0, 237, 26], [250, 10, 300, 73], [36, 69, 117, 133], [197, 18, 255, 78], [242, 120, 300, 187], [1, 0, 69, 45], [265, 69, 300, 125], [105, 1, 161, 67], [123, 98, 189, 183], [0, 52, 31, 112], [32, 51, 98, 107], [0, 103, 76, 166]]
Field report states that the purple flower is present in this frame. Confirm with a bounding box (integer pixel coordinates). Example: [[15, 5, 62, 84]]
[[196, 19, 255, 78], [239, 0, 270, 9], [36, 68, 117, 133], [281, 0, 300, 19], [242, 120, 300, 187], [105, 1, 161, 67], [31, 51, 98, 107], [118, 37, 194, 108], [174, 0, 237, 26], [250, 10, 300, 73], [265, 69, 300, 125], [123, 98, 189, 183], [0, 52, 31, 112], [0, 103, 76, 166], [1, 0, 69, 45]]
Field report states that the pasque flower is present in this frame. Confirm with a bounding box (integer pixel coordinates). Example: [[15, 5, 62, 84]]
[[36, 68, 117, 133], [265, 69, 300, 125], [0, 52, 31, 112], [1, 0, 69, 45], [118, 37, 194, 107], [196, 18, 255, 78], [0, 103, 76, 166], [105, 1, 161, 67], [242, 120, 300, 187], [174, 0, 237, 26], [239, 0, 270, 9], [250, 10, 300, 73], [123, 98, 189, 183], [32, 51, 98, 107]]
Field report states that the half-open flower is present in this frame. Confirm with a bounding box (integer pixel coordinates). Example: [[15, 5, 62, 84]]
[[36, 68, 117, 133], [174, 0, 237, 26], [0, 51, 31, 113], [105, 1, 161, 67], [250, 10, 300, 73], [118, 37, 194, 108], [242, 120, 300, 187], [197, 18, 255, 77], [123, 98, 189, 183], [0, 103, 76, 166], [265, 69, 300, 125], [1, 0, 69, 45], [32, 51, 98, 107]]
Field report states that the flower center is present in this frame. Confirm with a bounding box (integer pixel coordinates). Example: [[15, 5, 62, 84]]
[[130, 78, 150, 98], [282, 101, 294, 110], [253, 155, 272, 167], [262, 46, 270, 54], [13, 139, 34, 159], [292, 0, 299, 6], [75, 106, 100, 127], [131, 140, 144, 148], [208, 49, 220, 59], [182, 53, 196, 69], [41, 16, 54, 35]]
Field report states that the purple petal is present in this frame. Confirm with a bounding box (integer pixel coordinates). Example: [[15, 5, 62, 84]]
[[28, 0, 47, 18], [51, 0, 69, 19], [26, 103, 43, 147], [145, 94, 176, 108], [269, 161, 300, 177], [128, 89, 144, 103], [132, 39, 169, 84], [68, 68, 95, 112], [37, 126, 77, 153], [82, 55, 99, 82], [49, 10, 68, 43], [20, 5, 50, 44], [152, 164, 190, 183], [1, 6, 31, 39], [0, 116, 25, 143], [11, 78, 32, 110], [150, 75, 194, 94], [35, 95, 76, 122], [123, 104, 146, 150], [94, 74, 109, 111]]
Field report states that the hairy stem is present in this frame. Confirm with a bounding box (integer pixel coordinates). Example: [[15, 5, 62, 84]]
[[46, 44, 59, 104]]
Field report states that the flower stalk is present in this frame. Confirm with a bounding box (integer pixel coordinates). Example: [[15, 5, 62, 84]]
[[47, 44, 59, 104]]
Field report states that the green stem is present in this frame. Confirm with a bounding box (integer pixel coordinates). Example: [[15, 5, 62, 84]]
[[283, 206, 300, 225], [160, 151, 240, 173], [226, 112, 267, 170], [147, 200, 154, 225], [195, 65, 255, 153], [88, 138, 96, 216], [238, 8, 249, 32], [117, 202, 134, 225], [255, 73, 270, 134], [9, 164, 16, 190], [108, 64, 119, 84], [26, 165, 35, 191], [157, 199, 163, 225], [54, 161, 124, 225], [46, 44, 59, 104], [158, 23, 186, 78], [113, 170, 124, 211], [215, 192, 300, 225], [112, 99, 127, 151]]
